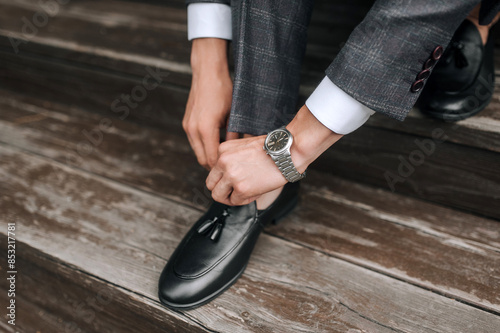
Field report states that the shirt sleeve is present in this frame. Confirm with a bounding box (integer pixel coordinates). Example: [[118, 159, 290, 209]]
[[187, 3, 232, 41], [305, 77, 375, 135]]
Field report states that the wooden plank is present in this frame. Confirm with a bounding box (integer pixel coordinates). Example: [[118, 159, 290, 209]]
[[0, 0, 189, 55], [1, 94, 500, 314], [315, 125, 500, 219], [0, 240, 210, 333], [0, 0, 192, 85], [0, 85, 498, 220], [0, 51, 188, 134], [1, 144, 500, 332], [365, 98, 500, 153]]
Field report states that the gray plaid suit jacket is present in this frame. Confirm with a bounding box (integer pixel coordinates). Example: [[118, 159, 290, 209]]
[[186, 0, 499, 134]]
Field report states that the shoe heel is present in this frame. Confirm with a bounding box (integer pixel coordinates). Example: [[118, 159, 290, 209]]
[[271, 196, 298, 225]]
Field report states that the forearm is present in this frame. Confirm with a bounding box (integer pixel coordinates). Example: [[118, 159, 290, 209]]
[[190, 38, 230, 78], [287, 105, 343, 173]]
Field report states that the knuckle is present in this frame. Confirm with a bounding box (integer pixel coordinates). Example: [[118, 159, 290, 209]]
[[207, 156, 217, 168], [218, 153, 229, 167], [198, 126, 211, 138], [188, 125, 198, 135], [233, 182, 246, 195], [218, 141, 230, 153], [226, 166, 238, 179]]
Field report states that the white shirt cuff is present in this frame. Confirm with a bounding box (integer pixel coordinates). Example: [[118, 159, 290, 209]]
[[306, 77, 375, 135], [187, 3, 232, 41]]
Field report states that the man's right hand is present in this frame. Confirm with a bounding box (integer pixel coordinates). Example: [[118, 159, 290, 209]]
[[183, 38, 235, 170]]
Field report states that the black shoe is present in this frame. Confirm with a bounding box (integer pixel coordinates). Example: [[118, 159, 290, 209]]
[[158, 181, 300, 310], [419, 20, 495, 121]]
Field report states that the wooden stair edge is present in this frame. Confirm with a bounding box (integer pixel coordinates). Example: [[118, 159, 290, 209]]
[[0, 236, 210, 333]]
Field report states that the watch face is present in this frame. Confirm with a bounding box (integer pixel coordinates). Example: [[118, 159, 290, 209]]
[[266, 130, 290, 152]]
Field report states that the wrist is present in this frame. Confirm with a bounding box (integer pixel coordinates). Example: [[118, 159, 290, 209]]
[[286, 105, 343, 173], [190, 38, 229, 76]]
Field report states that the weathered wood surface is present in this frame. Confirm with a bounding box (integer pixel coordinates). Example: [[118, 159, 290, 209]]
[[0, 51, 187, 132], [1, 144, 500, 332], [1, 93, 499, 316], [0, 239, 209, 333], [0, 0, 192, 86], [315, 125, 500, 219], [1, 81, 499, 221], [0, 0, 499, 153]]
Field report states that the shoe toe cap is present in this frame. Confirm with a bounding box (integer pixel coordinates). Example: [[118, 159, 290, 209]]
[[158, 269, 206, 308]]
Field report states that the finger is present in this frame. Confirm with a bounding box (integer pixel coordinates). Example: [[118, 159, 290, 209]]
[[225, 131, 239, 141], [201, 126, 220, 169], [190, 134, 209, 169], [211, 177, 233, 204], [229, 194, 260, 206], [206, 164, 223, 191], [183, 115, 209, 169]]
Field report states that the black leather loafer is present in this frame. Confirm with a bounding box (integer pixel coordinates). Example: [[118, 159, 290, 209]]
[[158, 181, 300, 310], [419, 20, 495, 121]]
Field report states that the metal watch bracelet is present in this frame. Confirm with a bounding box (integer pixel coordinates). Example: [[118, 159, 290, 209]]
[[271, 154, 306, 183]]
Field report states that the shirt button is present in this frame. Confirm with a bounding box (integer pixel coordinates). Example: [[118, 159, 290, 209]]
[[416, 69, 431, 81], [432, 46, 444, 60], [411, 79, 425, 92]]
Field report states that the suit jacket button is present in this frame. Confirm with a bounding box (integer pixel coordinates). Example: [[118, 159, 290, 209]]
[[424, 58, 436, 69], [432, 46, 444, 60], [416, 69, 431, 80], [411, 79, 425, 92]]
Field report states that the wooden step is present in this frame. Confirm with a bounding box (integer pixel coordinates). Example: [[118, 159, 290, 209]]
[[1, 90, 499, 325], [0, 0, 499, 219], [3, 142, 500, 332], [2, 103, 500, 332]]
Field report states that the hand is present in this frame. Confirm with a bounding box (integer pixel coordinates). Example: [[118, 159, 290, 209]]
[[183, 38, 236, 170], [206, 136, 288, 205], [206, 105, 344, 205]]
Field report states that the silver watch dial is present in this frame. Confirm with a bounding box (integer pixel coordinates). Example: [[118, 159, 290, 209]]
[[266, 130, 290, 152]]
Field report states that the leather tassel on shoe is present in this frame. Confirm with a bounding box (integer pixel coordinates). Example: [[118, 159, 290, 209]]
[[196, 209, 230, 242], [447, 41, 469, 68]]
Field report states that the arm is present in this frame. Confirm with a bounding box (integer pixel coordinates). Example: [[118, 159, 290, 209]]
[[327, 0, 481, 121], [183, 3, 233, 169], [206, 0, 481, 205]]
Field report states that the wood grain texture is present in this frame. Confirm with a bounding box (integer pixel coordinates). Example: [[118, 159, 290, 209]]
[[0, 239, 210, 333], [0, 93, 499, 316], [316, 125, 500, 219], [1, 144, 500, 332], [0, 51, 187, 134], [0, 84, 498, 220]]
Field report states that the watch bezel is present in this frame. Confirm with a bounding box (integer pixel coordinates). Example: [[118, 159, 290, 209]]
[[264, 128, 293, 155]]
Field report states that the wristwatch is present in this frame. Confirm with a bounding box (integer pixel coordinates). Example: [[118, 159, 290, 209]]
[[263, 127, 306, 183]]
